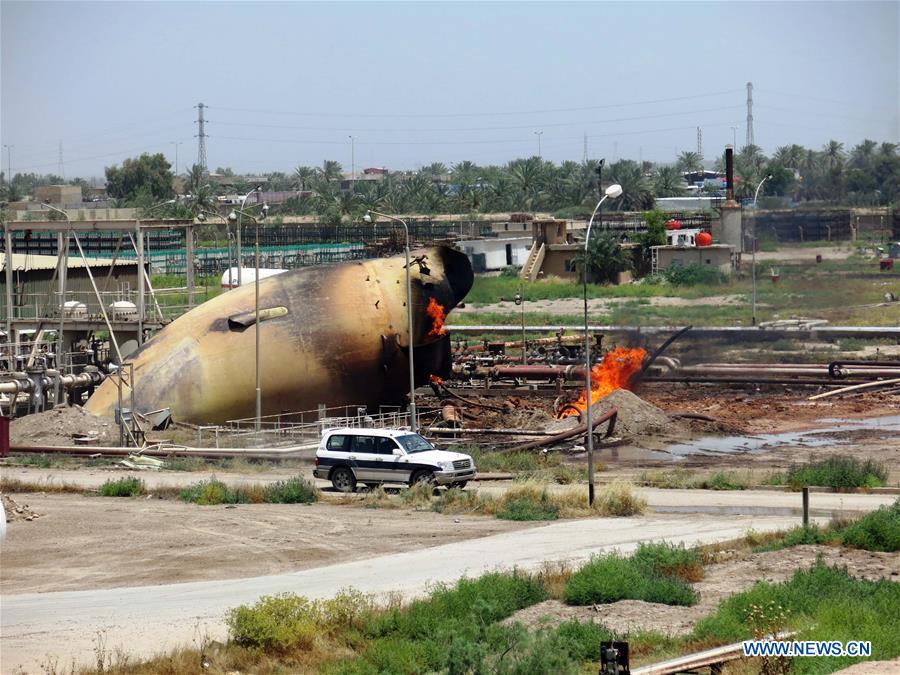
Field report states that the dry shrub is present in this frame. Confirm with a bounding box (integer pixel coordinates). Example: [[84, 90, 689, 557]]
[[535, 560, 574, 600], [363, 486, 399, 509], [593, 480, 647, 517], [399, 481, 435, 508]]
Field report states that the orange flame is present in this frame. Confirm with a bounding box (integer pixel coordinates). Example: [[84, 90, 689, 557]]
[[426, 297, 448, 337], [561, 346, 647, 417], [429, 374, 444, 385]]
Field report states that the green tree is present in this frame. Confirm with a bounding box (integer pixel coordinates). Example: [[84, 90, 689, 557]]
[[105, 153, 174, 202], [676, 151, 703, 173]]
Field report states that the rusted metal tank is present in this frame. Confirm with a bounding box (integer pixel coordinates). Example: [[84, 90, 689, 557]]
[[85, 246, 473, 424]]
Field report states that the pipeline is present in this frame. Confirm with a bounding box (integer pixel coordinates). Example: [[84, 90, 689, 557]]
[[502, 405, 618, 454], [8, 443, 315, 460]]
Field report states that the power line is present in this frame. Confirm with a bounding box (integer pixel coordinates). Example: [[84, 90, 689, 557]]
[[209, 105, 744, 134], [210, 89, 744, 120]]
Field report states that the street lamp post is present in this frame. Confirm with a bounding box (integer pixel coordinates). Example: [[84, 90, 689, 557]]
[[515, 283, 526, 364], [237, 186, 262, 286], [231, 203, 269, 430], [363, 210, 417, 433], [583, 183, 623, 505], [751, 173, 773, 326], [197, 209, 238, 286]]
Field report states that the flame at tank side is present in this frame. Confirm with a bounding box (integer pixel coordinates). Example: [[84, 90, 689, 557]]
[[426, 297, 448, 337], [561, 346, 648, 416]]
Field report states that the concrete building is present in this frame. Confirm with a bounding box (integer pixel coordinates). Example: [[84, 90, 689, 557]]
[[651, 244, 734, 275], [520, 219, 581, 281], [458, 237, 531, 272], [34, 185, 83, 208]]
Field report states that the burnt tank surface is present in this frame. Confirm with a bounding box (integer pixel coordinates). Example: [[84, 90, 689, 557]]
[[85, 246, 473, 424]]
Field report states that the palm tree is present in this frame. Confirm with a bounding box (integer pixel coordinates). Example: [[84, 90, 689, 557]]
[[822, 140, 845, 169], [849, 140, 877, 169], [676, 151, 703, 173], [421, 162, 448, 177], [572, 232, 630, 284], [605, 160, 653, 211], [294, 166, 317, 190], [318, 160, 344, 185], [653, 166, 686, 197]]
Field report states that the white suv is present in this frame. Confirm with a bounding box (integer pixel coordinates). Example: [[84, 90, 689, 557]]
[[313, 428, 476, 493]]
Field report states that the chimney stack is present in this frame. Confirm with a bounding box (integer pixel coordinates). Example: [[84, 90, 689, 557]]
[[725, 147, 734, 201]]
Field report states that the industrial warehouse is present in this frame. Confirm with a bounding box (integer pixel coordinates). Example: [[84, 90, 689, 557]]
[[2, 2, 899, 674]]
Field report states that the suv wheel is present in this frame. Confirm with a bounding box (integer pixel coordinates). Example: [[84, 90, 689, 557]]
[[331, 466, 357, 493], [409, 470, 435, 487]]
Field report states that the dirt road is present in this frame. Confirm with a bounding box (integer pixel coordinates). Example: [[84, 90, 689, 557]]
[[2, 512, 810, 673]]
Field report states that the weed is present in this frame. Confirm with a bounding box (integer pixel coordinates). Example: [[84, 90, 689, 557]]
[[639, 468, 750, 490], [178, 478, 247, 505], [839, 500, 900, 552], [775, 456, 887, 490], [398, 481, 435, 508], [99, 477, 145, 497], [664, 264, 727, 286], [362, 485, 397, 509], [264, 476, 318, 504], [564, 545, 699, 607], [0, 476, 84, 494], [498, 494, 560, 521]]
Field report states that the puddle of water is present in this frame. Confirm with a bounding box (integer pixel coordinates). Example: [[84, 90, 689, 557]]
[[662, 414, 900, 459]]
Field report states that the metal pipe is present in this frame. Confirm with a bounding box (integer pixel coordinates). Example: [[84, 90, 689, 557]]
[[136, 222, 145, 345], [503, 405, 618, 454], [5, 223, 15, 339]]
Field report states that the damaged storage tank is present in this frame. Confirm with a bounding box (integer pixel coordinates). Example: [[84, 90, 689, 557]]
[[85, 246, 473, 424]]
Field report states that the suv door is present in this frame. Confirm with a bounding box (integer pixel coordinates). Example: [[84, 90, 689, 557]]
[[373, 436, 406, 483], [349, 434, 380, 482]]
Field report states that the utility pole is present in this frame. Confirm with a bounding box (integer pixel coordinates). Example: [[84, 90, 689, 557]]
[[746, 82, 754, 148], [3, 144, 12, 186], [583, 133, 588, 164], [731, 126, 737, 150], [170, 141, 182, 176], [349, 135, 355, 182], [195, 103, 208, 175], [58, 141, 65, 180], [534, 131, 543, 160], [696, 127, 702, 159]]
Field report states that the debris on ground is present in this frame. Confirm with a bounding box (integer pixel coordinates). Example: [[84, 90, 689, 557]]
[[2, 493, 43, 522], [9, 405, 119, 447], [118, 454, 165, 471]]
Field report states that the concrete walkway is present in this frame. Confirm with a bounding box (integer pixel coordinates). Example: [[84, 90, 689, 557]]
[[3, 512, 813, 672]]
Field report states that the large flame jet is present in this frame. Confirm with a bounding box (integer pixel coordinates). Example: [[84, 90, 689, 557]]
[[85, 246, 473, 424]]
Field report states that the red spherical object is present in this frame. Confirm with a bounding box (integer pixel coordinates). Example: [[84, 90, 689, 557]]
[[696, 231, 713, 247], [666, 219, 682, 230]]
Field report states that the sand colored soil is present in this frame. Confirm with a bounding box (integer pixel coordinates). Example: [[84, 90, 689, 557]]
[[9, 405, 119, 447]]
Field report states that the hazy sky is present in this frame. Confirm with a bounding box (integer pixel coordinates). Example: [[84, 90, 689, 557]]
[[2, 1, 898, 179]]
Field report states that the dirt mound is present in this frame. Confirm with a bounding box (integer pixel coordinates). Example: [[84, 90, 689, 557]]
[[9, 405, 119, 447], [545, 389, 681, 439], [2, 494, 42, 522]]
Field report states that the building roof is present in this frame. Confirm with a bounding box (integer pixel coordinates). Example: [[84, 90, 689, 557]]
[[2, 254, 139, 272]]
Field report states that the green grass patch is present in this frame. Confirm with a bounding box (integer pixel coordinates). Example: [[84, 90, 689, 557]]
[[770, 455, 888, 490], [564, 542, 701, 606], [98, 476, 145, 497]]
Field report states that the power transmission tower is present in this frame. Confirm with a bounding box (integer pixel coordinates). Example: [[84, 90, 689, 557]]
[[745, 82, 754, 148], [696, 127, 702, 158], [195, 102, 208, 174], [58, 141, 65, 179]]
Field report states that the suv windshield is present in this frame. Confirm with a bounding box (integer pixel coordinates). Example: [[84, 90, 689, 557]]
[[396, 434, 434, 454]]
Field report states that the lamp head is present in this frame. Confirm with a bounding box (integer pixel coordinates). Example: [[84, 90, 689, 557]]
[[228, 210, 237, 223], [766, 173, 773, 180], [196, 212, 206, 223], [605, 184, 623, 199], [363, 211, 373, 223], [254, 185, 261, 192], [261, 203, 269, 218]]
